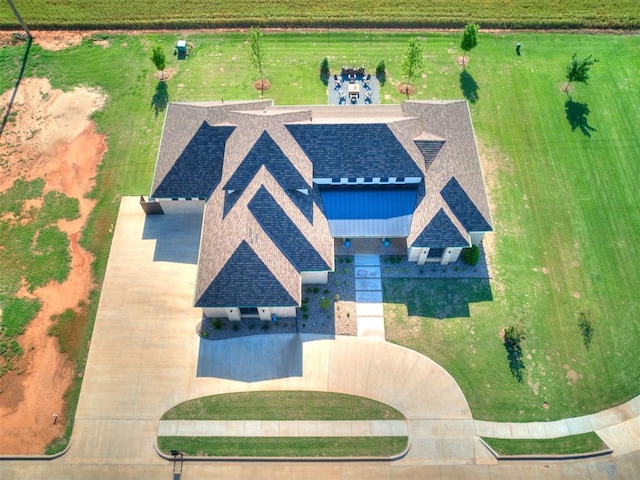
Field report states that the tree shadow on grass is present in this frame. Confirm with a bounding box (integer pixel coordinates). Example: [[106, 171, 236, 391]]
[[504, 340, 525, 383], [565, 97, 596, 137], [459, 70, 479, 104], [151, 81, 169, 117]]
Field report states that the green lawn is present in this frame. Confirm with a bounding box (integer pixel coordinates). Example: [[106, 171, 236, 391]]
[[0, 0, 638, 29], [1, 31, 639, 439], [162, 391, 404, 421], [158, 436, 408, 457], [483, 432, 608, 456]]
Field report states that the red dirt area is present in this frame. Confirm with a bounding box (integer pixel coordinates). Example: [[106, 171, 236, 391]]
[[0, 78, 107, 454]]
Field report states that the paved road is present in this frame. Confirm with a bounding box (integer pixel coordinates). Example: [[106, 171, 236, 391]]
[[1, 197, 640, 479]]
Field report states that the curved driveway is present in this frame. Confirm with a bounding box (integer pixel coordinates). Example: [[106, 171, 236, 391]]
[[2, 197, 639, 478]]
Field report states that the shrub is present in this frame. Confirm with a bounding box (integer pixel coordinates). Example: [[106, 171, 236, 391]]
[[301, 304, 308, 312], [313, 287, 319, 294], [212, 318, 222, 330], [577, 310, 594, 348], [376, 59, 386, 76], [320, 57, 330, 76], [323, 288, 330, 295], [232, 324, 240, 331], [504, 323, 526, 347], [462, 245, 480, 266], [319, 297, 331, 310], [303, 313, 309, 320], [261, 323, 269, 331]]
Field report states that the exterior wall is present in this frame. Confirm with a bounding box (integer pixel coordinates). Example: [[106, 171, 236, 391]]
[[469, 231, 486, 245], [301, 271, 329, 284], [408, 246, 430, 265], [155, 198, 205, 215], [261, 306, 297, 319], [445, 247, 463, 264], [313, 177, 421, 186], [202, 306, 296, 320]]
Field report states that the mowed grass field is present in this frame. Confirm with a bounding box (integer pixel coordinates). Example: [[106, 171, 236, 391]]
[[0, 30, 639, 429], [0, 0, 639, 29]]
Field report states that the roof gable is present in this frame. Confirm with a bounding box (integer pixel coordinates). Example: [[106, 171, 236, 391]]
[[412, 208, 469, 248], [151, 123, 235, 198], [286, 123, 423, 179], [248, 186, 330, 272], [441, 177, 492, 232], [223, 131, 308, 191], [194, 241, 298, 307]]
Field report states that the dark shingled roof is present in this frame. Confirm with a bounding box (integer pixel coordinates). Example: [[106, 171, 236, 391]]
[[403, 101, 493, 248], [285, 123, 424, 179], [151, 123, 235, 198], [224, 131, 309, 191], [195, 241, 298, 307], [412, 209, 469, 248], [441, 177, 492, 232], [248, 186, 331, 272]]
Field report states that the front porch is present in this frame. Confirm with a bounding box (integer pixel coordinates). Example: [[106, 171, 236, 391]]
[[333, 237, 406, 256]]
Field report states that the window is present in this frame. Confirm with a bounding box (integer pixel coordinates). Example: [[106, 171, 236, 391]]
[[364, 178, 373, 183], [396, 177, 405, 183], [331, 178, 340, 184], [380, 177, 389, 183], [348, 177, 357, 183]]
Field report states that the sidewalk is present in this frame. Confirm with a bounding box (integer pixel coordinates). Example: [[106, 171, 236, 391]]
[[158, 420, 408, 437], [475, 394, 640, 456]]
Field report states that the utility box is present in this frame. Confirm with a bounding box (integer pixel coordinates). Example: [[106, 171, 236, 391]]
[[176, 40, 187, 59]]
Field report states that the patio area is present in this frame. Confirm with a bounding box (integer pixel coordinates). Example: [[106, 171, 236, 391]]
[[328, 66, 380, 105]]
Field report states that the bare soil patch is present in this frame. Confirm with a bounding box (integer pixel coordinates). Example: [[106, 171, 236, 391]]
[[155, 67, 177, 81], [397, 83, 415, 95], [456, 55, 469, 67], [254, 79, 272, 92], [0, 78, 107, 454]]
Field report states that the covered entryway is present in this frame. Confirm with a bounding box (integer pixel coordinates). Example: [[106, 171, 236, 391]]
[[320, 186, 416, 256]]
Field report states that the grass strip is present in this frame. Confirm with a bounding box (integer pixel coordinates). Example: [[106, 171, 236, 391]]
[[162, 391, 405, 421], [158, 436, 408, 457], [482, 432, 607, 456]]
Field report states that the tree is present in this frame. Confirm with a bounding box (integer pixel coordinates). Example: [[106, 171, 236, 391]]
[[150, 44, 167, 80], [460, 22, 479, 68], [400, 37, 424, 99], [248, 26, 268, 99], [565, 53, 597, 93]]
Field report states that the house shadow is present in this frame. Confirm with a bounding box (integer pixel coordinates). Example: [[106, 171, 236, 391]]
[[459, 70, 479, 104], [141, 212, 202, 264], [384, 278, 493, 319], [0, 37, 31, 137], [565, 97, 596, 137], [196, 333, 303, 381], [151, 80, 169, 117]]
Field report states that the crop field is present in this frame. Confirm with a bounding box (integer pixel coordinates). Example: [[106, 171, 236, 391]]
[[0, 0, 639, 29]]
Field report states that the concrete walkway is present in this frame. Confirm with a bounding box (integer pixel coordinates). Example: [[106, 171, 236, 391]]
[[158, 420, 408, 437], [354, 255, 385, 339], [2, 197, 640, 479]]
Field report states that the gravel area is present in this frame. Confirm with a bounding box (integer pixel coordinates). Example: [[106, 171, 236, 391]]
[[197, 246, 489, 341]]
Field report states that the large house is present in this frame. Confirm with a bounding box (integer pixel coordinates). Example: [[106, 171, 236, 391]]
[[145, 100, 492, 320]]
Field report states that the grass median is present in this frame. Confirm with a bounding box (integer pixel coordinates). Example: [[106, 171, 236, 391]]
[[482, 432, 608, 456]]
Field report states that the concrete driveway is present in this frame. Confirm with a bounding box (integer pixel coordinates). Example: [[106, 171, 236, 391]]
[[2, 196, 639, 479]]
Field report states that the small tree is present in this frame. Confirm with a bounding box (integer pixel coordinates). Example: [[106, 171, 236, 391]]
[[320, 57, 330, 76], [565, 53, 597, 93], [150, 44, 167, 79], [248, 26, 268, 98], [460, 22, 479, 68], [400, 37, 424, 99]]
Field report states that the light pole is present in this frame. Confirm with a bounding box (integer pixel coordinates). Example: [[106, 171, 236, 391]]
[[6, 0, 32, 39]]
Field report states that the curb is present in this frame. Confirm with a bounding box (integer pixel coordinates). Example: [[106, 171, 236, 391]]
[[0, 441, 71, 461], [477, 437, 613, 461], [153, 437, 410, 462]]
